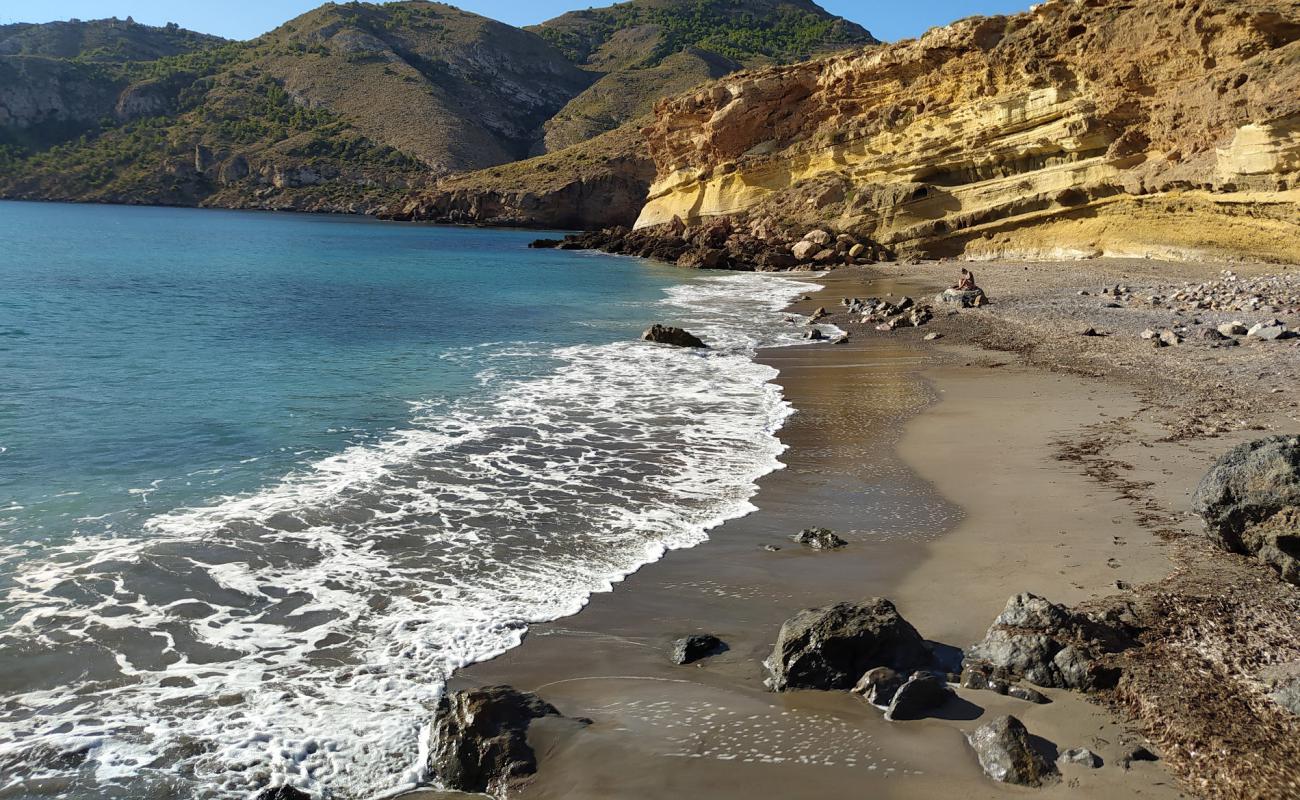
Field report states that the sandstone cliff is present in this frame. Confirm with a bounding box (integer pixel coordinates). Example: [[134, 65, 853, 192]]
[[636, 0, 1300, 263]]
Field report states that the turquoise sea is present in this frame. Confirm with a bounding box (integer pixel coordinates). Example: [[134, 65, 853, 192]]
[[0, 202, 822, 799]]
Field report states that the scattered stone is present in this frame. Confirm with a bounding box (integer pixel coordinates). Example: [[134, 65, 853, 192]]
[[642, 325, 706, 348], [885, 673, 953, 721], [1140, 328, 1158, 340], [924, 332, 943, 341], [762, 544, 782, 552], [1058, 747, 1103, 768], [810, 307, 829, 321], [1248, 321, 1288, 340], [803, 229, 832, 246], [960, 665, 990, 690], [831, 333, 851, 345], [805, 328, 827, 341], [1218, 321, 1249, 336], [671, 634, 726, 665], [1192, 436, 1300, 585], [793, 527, 847, 549], [852, 666, 905, 705], [1269, 676, 1300, 716], [967, 715, 1059, 786], [848, 243, 866, 258], [1007, 684, 1051, 704], [766, 598, 931, 691], [1079, 327, 1104, 337], [429, 686, 584, 795], [1120, 745, 1160, 768], [812, 248, 837, 264], [1159, 329, 1183, 346], [256, 788, 310, 800], [937, 288, 987, 308]]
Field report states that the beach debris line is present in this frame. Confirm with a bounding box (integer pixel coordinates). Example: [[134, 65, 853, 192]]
[[967, 715, 1059, 786], [671, 634, 727, 665], [792, 526, 846, 549], [428, 686, 588, 795], [1192, 436, 1300, 586], [641, 324, 706, 348]]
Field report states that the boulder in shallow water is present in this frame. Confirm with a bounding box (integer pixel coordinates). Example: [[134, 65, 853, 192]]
[[967, 715, 1058, 786], [257, 787, 310, 800], [642, 324, 706, 348], [1192, 436, 1300, 585], [793, 527, 846, 549], [429, 685, 583, 794], [767, 598, 930, 691], [672, 634, 726, 665]]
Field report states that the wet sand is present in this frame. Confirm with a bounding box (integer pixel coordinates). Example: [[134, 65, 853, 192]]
[[409, 268, 1190, 799]]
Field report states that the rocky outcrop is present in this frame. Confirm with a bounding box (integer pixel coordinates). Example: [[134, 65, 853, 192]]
[[1192, 436, 1300, 584], [967, 715, 1059, 786], [429, 686, 583, 795], [642, 325, 706, 348], [965, 593, 1135, 691], [636, 0, 1300, 263], [766, 598, 931, 691]]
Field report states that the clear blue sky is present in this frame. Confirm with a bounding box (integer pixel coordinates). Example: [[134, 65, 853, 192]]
[[1, 1, 1034, 43]]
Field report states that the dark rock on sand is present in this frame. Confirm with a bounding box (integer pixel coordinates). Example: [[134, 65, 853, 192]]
[[642, 325, 706, 349], [257, 788, 310, 800], [429, 685, 581, 795], [967, 715, 1058, 786], [804, 328, 828, 341], [767, 598, 930, 691], [1007, 684, 1051, 704], [852, 666, 906, 705], [1192, 436, 1300, 584], [672, 634, 726, 665], [793, 527, 846, 549], [964, 593, 1133, 691], [884, 673, 953, 721], [1120, 745, 1160, 768], [1058, 747, 1103, 768]]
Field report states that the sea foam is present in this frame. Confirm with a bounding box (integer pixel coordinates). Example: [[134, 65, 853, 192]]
[[0, 273, 824, 799]]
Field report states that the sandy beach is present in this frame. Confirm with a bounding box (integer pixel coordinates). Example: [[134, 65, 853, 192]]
[[407, 256, 1300, 799]]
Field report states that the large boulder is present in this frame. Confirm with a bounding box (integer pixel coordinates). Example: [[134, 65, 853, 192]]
[[1191, 436, 1300, 585], [429, 686, 578, 795], [642, 324, 707, 348], [766, 599, 931, 691], [967, 715, 1058, 786], [965, 593, 1132, 691], [884, 673, 953, 721], [792, 527, 847, 549], [936, 288, 987, 308], [791, 240, 820, 261]]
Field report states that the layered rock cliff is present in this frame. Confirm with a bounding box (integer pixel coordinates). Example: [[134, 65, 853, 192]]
[[636, 0, 1300, 263]]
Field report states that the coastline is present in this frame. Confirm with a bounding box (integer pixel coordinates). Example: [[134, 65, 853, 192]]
[[409, 264, 1225, 798]]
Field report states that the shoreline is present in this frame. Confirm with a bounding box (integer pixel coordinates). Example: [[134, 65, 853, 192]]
[[413, 264, 1216, 798]]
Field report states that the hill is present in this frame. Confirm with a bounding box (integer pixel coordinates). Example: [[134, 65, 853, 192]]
[[0, 17, 226, 62], [531, 0, 877, 151], [0, 0, 877, 215]]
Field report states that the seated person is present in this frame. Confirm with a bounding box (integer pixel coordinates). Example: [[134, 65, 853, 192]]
[[953, 268, 978, 291]]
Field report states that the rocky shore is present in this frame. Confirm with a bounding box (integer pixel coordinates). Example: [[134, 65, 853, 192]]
[[375, 256, 1300, 800]]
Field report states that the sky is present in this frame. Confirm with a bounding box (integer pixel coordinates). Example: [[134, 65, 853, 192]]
[[0, 1, 1035, 43]]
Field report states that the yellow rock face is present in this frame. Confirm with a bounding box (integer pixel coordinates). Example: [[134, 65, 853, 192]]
[[635, 0, 1300, 262]]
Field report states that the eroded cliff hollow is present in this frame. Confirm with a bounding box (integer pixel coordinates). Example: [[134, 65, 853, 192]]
[[636, 0, 1300, 263]]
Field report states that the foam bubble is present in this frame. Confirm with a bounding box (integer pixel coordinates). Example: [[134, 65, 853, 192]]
[[0, 273, 822, 799]]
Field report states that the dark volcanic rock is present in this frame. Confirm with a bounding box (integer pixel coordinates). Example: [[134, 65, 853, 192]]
[[429, 686, 578, 795], [1192, 436, 1300, 585], [884, 673, 953, 721], [793, 526, 846, 549], [967, 715, 1058, 786], [964, 593, 1133, 691], [767, 598, 930, 691], [672, 634, 726, 665], [852, 666, 905, 705], [642, 324, 706, 348], [257, 787, 310, 800]]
